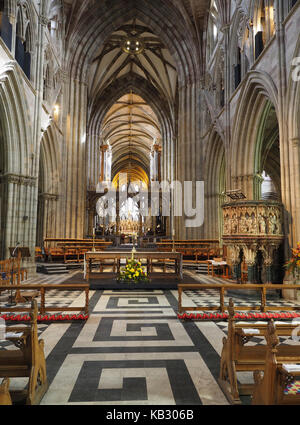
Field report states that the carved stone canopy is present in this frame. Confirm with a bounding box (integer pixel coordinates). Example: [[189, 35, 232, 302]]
[[222, 200, 284, 239], [222, 200, 284, 266]]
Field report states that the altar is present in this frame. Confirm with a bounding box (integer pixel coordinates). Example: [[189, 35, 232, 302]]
[[84, 251, 183, 282]]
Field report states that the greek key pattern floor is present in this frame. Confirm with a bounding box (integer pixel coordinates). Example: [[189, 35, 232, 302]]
[[1, 271, 299, 405]]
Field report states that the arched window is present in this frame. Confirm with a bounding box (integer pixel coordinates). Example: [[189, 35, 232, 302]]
[[15, 7, 26, 71], [14, 3, 34, 80], [254, 0, 276, 59], [23, 24, 31, 79], [207, 1, 219, 61], [16, 7, 23, 38], [286, 0, 299, 16], [43, 64, 50, 101], [0, 0, 12, 49]]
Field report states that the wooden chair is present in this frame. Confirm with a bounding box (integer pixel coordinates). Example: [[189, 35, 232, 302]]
[[0, 260, 15, 285], [0, 299, 48, 405], [218, 298, 300, 404], [252, 320, 300, 405], [0, 378, 12, 405], [35, 247, 43, 262]]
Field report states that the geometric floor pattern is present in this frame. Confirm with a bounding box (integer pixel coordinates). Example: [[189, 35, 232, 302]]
[[39, 288, 229, 405], [1, 270, 300, 405]]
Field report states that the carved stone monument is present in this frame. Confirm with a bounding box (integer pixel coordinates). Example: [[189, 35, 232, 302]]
[[222, 201, 284, 284]]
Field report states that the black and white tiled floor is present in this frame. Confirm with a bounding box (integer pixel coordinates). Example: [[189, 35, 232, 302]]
[[1, 270, 300, 405]]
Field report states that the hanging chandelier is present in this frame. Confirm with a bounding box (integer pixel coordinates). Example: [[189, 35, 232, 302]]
[[122, 36, 144, 55]]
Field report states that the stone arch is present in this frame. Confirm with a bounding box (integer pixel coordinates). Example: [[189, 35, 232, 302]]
[[286, 33, 300, 243], [87, 73, 174, 189], [287, 34, 300, 140], [253, 101, 280, 200], [0, 62, 31, 174], [230, 70, 278, 198], [0, 61, 33, 258], [204, 129, 226, 239], [36, 124, 60, 245]]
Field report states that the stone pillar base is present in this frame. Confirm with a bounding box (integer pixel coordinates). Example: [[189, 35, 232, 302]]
[[24, 259, 37, 278], [282, 275, 300, 301]]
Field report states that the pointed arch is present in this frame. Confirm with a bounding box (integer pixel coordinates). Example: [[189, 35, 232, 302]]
[[36, 123, 61, 245], [204, 129, 226, 239], [230, 70, 278, 198], [0, 61, 32, 174]]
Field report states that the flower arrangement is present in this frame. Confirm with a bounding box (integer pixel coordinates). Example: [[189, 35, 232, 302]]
[[285, 242, 300, 277], [119, 259, 149, 283]]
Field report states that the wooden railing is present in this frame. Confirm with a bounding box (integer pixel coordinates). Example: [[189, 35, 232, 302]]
[[0, 284, 89, 315], [178, 283, 300, 314], [44, 238, 106, 244]]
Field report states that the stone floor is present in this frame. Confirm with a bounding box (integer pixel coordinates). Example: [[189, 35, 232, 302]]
[[1, 270, 300, 405]]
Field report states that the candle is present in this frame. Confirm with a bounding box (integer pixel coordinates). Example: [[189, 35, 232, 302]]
[[93, 228, 95, 237]]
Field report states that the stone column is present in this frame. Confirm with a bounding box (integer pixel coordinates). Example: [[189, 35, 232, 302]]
[[100, 144, 108, 182], [242, 245, 258, 284], [275, 0, 291, 257], [63, 77, 88, 238], [260, 243, 278, 284], [227, 245, 241, 281], [176, 79, 203, 240], [139, 214, 143, 237], [290, 137, 300, 243], [154, 144, 162, 183], [26, 3, 48, 274], [221, 24, 232, 194], [116, 197, 120, 236], [88, 206, 95, 237]]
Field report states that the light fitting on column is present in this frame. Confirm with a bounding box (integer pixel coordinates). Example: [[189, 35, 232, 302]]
[[54, 104, 59, 115]]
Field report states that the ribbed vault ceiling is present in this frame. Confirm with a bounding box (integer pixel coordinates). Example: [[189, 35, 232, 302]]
[[89, 19, 178, 106], [61, 0, 211, 186], [103, 92, 161, 181]]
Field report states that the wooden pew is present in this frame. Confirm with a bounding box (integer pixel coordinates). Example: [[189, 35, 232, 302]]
[[218, 298, 300, 404], [157, 240, 220, 263], [252, 320, 300, 405], [0, 299, 48, 405], [49, 247, 65, 261], [0, 378, 12, 405]]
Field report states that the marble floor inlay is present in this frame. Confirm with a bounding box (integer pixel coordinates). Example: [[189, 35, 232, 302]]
[[2, 271, 300, 405]]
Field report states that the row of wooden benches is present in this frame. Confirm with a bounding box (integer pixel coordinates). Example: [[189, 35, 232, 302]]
[[35, 245, 111, 263], [0, 300, 48, 405], [157, 246, 222, 262], [219, 299, 300, 405]]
